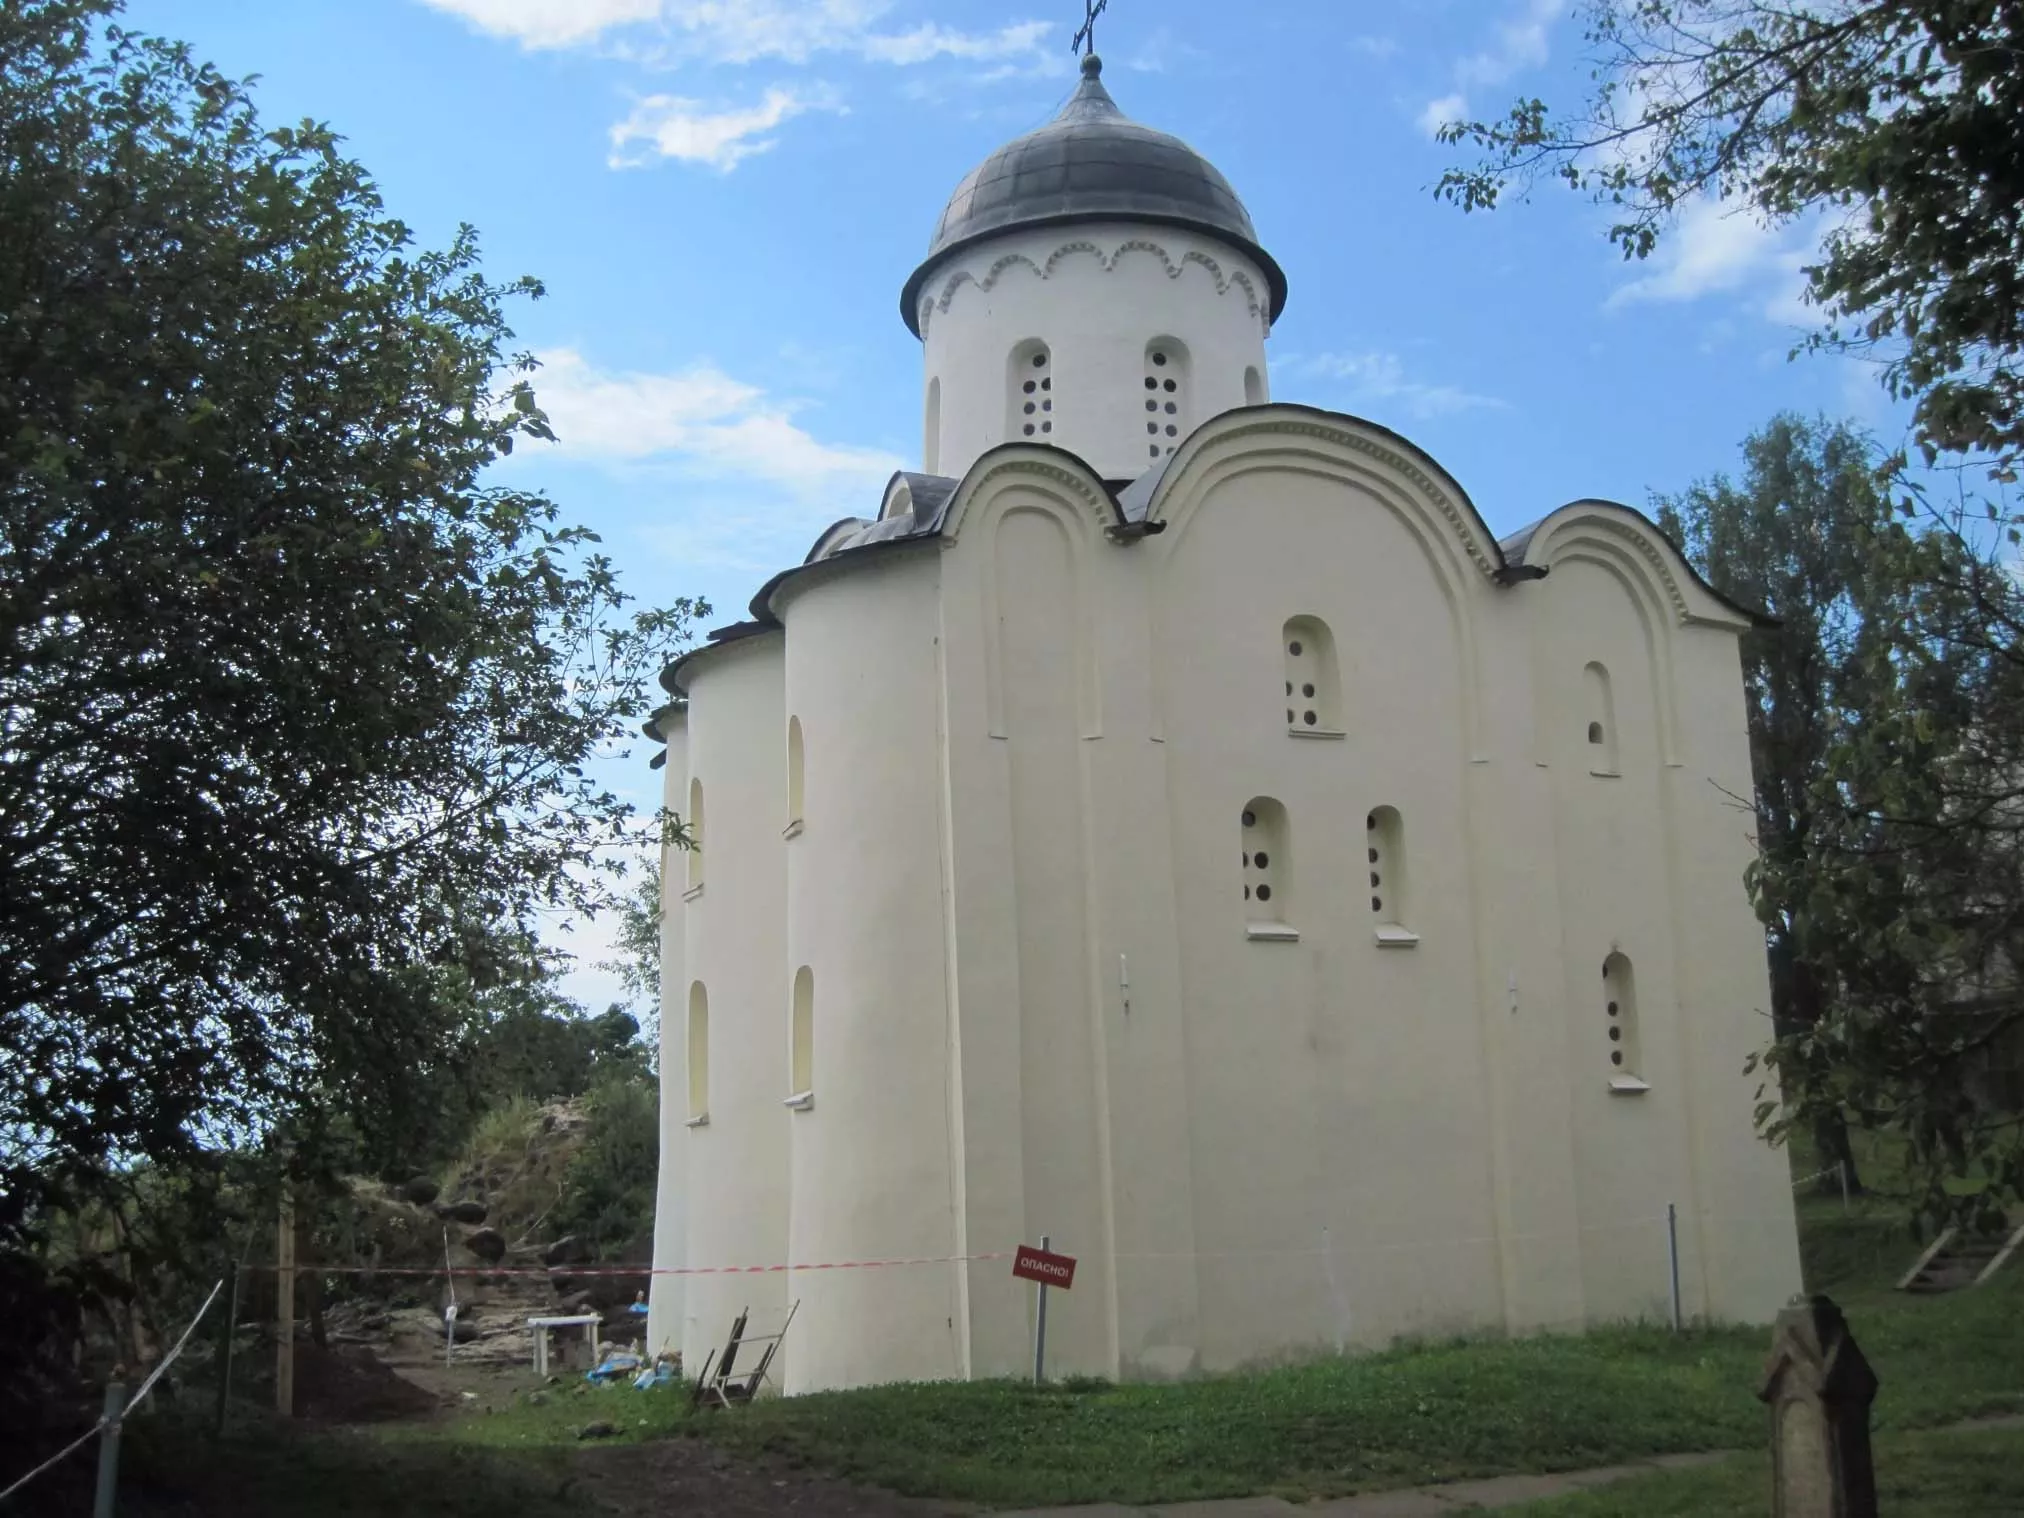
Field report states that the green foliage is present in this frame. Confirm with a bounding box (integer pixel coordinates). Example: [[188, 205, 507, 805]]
[[0, 0, 701, 1248], [549, 1078, 659, 1256], [1438, 3, 2024, 471], [1655, 414, 1900, 1186]]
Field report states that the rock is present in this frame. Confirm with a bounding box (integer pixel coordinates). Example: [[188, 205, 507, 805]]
[[544, 1234, 593, 1267], [443, 1316, 482, 1344], [434, 1199, 486, 1225], [464, 1227, 506, 1263], [399, 1175, 440, 1206], [577, 1420, 618, 1441], [558, 1289, 595, 1314]]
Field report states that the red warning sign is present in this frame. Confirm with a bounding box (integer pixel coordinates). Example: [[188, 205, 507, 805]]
[[1012, 1244, 1077, 1290]]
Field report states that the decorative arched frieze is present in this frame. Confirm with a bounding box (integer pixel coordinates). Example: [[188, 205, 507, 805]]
[[919, 235, 1270, 338], [1140, 408, 1500, 759], [1518, 506, 1756, 632], [955, 469, 1107, 741], [1533, 537, 1683, 768], [937, 449, 1120, 542]]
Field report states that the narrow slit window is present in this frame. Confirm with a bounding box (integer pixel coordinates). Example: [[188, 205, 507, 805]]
[[1244, 365, 1266, 407], [1282, 616, 1342, 734], [686, 777, 705, 893], [924, 377, 942, 474], [1584, 661, 1619, 774], [1603, 952, 1645, 1087], [686, 982, 710, 1122], [1241, 797, 1292, 934], [786, 716, 805, 833], [1367, 807, 1412, 942], [1008, 340, 1054, 441], [1144, 339, 1190, 459], [790, 966, 814, 1101]]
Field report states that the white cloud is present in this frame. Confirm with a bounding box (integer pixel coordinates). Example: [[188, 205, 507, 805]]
[[1606, 193, 1816, 325], [607, 85, 838, 170], [1288, 351, 1506, 421], [1418, 92, 1468, 139], [1418, 0, 1560, 137], [527, 348, 901, 495], [418, 0, 1051, 66]]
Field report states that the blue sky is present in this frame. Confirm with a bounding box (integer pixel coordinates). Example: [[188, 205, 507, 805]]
[[122, 0, 1899, 1012]]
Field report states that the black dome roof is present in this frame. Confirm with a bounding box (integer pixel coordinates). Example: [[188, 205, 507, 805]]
[[900, 55, 1287, 336]]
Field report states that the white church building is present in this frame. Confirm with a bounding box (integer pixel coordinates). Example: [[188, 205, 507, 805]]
[[644, 55, 1803, 1394]]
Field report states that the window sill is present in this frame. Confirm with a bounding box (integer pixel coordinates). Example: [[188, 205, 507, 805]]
[[1588, 766, 1620, 779], [1374, 925, 1420, 949], [782, 819, 804, 840], [1287, 727, 1346, 740], [684, 1113, 710, 1128], [782, 1091, 815, 1112], [1245, 922, 1300, 942], [1607, 1076, 1651, 1095], [682, 883, 704, 903]]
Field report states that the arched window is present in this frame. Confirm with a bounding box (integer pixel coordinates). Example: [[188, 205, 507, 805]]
[[1241, 798, 1294, 937], [685, 777, 705, 895], [1244, 365, 1266, 407], [686, 982, 710, 1124], [1008, 340, 1053, 440], [1282, 616, 1342, 735], [1367, 807, 1414, 945], [788, 966, 814, 1107], [1143, 339, 1190, 460], [1602, 952, 1646, 1088], [1584, 662, 1619, 775], [924, 376, 941, 475], [785, 717, 805, 836]]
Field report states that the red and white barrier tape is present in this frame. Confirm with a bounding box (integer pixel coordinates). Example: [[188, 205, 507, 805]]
[[243, 1250, 1015, 1278]]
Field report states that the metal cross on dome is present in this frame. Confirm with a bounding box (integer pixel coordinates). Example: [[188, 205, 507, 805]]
[[1071, 0, 1108, 57]]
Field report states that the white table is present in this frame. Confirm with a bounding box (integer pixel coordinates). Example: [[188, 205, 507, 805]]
[[527, 1313, 601, 1376]]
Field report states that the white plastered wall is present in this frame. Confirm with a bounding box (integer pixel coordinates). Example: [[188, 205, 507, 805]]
[[650, 412, 1803, 1393], [676, 634, 792, 1381], [775, 546, 967, 1392], [918, 220, 1271, 481], [646, 709, 689, 1360]]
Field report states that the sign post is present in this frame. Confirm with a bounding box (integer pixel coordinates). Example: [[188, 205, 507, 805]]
[[1012, 1238, 1078, 1385]]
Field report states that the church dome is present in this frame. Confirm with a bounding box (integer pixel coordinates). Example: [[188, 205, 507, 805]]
[[900, 54, 1287, 336]]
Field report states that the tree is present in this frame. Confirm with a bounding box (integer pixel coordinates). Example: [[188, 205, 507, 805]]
[[1437, 2, 2024, 471], [0, 0, 700, 1263], [1654, 414, 1900, 1190], [1752, 487, 2024, 1232]]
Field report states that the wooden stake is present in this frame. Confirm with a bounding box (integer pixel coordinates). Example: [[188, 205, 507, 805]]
[[276, 1193, 295, 1418]]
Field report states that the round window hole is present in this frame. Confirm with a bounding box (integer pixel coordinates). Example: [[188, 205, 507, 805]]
[[1253, 851, 1269, 869], [1243, 885, 1251, 901], [1303, 710, 1317, 725], [1164, 379, 1177, 392], [1023, 380, 1036, 394], [1368, 848, 1378, 863], [1022, 424, 1035, 436], [1024, 401, 1036, 415], [1150, 445, 1161, 457], [1607, 1001, 1619, 1016], [1608, 1027, 1622, 1042], [1611, 1051, 1624, 1067], [1041, 421, 1052, 433], [1033, 353, 1047, 368], [1041, 377, 1051, 391], [1145, 377, 1158, 390], [1153, 352, 1167, 366], [1166, 425, 1178, 436], [1285, 681, 1293, 696], [1370, 872, 1380, 888], [1147, 400, 1159, 412], [1165, 402, 1177, 414], [1366, 813, 1377, 831], [1255, 884, 1272, 903], [1371, 896, 1383, 913], [1288, 641, 1303, 656], [1241, 810, 1257, 828], [1302, 683, 1315, 698]]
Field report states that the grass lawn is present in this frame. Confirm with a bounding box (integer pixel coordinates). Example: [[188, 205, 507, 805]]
[[404, 1192, 2022, 1509], [115, 1178, 2021, 1514], [1520, 1422, 2024, 1517]]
